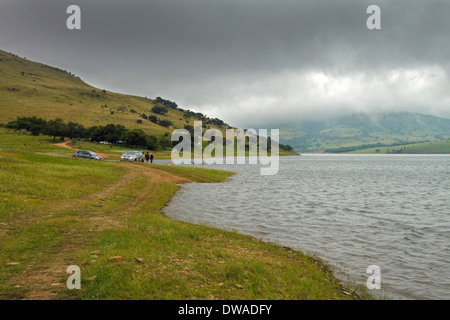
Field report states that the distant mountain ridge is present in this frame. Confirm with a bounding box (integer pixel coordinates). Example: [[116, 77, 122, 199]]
[[280, 112, 450, 152]]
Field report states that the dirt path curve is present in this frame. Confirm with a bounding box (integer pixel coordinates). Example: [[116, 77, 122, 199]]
[[16, 164, 142, 300], [52, 140, 75, 151], [14, 162, 191, 299], [53, 140, 110, 159]]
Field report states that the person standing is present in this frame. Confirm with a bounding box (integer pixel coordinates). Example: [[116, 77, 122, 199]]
[[150, 153, 154, 164], [145, 152, 150, 163]]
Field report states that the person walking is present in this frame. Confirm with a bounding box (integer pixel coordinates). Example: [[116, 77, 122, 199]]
[[150, 153, 154, 164], [145, 152, 150, 163]]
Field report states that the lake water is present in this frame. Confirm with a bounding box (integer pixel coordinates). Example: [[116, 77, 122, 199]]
[[162, 154, 450, 300]]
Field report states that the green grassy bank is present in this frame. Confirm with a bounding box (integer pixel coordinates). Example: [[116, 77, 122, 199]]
[[0, 130, 359, 300]]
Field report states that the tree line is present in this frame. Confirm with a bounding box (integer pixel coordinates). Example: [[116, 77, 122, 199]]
[[6, 116, 295, 153], [324, 141, 421, 153], [6, 116, 174, 150]]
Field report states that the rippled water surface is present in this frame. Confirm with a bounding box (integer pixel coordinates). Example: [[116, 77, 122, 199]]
[[163, 155, 450, 299]]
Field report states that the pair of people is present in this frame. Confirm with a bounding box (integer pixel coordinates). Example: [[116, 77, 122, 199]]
[[145, 152, 154, 163]]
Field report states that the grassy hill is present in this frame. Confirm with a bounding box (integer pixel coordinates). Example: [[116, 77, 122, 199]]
[[348, 140, 450, 154], [0, 50, 297, 155], [281, 112, 450, 153], [0, 50, 229, 136]]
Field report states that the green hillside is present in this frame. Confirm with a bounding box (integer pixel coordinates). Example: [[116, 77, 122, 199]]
[[348, 140, 450, 154], [281, 112, 450, 153], [0, 50, 229, 135]]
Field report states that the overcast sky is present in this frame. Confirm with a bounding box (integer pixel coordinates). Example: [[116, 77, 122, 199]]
[[1, 0, 449, 127]]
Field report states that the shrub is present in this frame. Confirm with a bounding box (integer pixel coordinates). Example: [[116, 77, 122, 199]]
[[155, 97, 178, 109], [158, 119, 173, 128], [151, 106, 168, 115], [148, 115, 158, 123]]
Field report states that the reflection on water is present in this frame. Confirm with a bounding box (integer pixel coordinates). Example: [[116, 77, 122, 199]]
[[163, 154, 450, 300]]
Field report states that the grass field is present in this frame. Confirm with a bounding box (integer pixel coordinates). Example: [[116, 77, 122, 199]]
[[0, 130, 360, 300]]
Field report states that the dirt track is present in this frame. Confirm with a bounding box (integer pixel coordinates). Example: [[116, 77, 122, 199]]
[[53, 140, 110, 159], [7, 160, 192, 299]]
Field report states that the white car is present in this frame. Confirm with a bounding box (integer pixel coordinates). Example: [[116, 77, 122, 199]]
[[120, 151, 145, 162]]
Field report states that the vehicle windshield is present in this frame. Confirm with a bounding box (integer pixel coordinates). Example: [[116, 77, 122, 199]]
[[124, 151, 139, 155]]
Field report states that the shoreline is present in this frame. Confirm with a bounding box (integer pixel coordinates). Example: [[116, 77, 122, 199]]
[[0, 132, 363, 300], [160, 168, 373, 300], [74, 162, 363, 299]]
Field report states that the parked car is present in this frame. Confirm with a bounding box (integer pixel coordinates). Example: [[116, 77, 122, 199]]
[[120, 151, 145, 162], [73, 150, 104, 161]]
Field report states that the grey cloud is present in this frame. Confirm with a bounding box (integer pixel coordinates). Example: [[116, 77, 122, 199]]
[[1, 0, 449, 127]]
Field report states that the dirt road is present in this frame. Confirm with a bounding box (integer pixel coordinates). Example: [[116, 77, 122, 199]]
[[53, 140, 110, 159]]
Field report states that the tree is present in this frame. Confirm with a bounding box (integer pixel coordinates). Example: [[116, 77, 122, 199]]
[[279, 143, 293, 152], [148, 115, 158, 123], [30, 124, 44, 136], [151, 106, 168, 115], [7, 116, 47, 135], [67, 122, 85, 139], [112, 124, 127, 143], [184, 124, 194, 135], [158, 135, 173, 150], [45, 118, 68, 141], [155, 97, 178, 109], [103, 124, 126, 143], [158, 119, 173, 128], [155, 97, 164, 104], [183, 110, 195, 118], [85, 125, 104, 141], [121, 129, 148, 147], [147, 135, 159, 150], [210, 118, 225, 126]]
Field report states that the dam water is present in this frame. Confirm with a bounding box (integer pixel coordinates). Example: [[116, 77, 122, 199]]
[[162, 154, 450, 299]]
